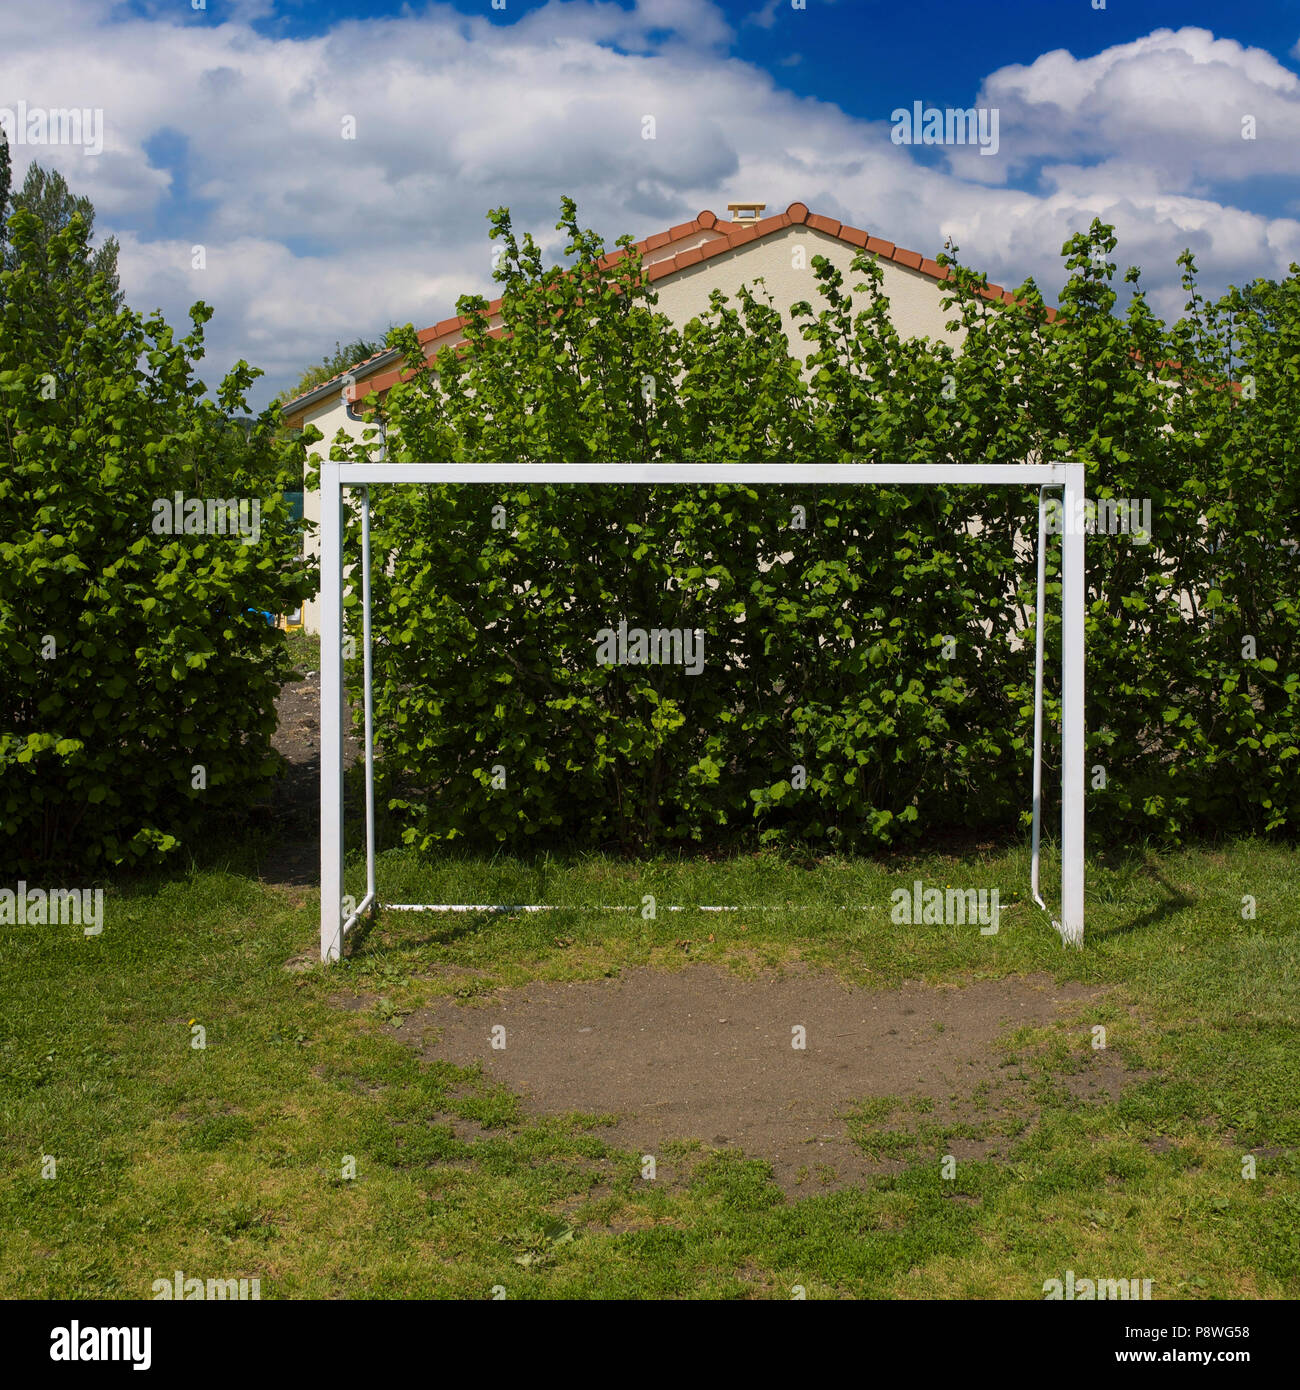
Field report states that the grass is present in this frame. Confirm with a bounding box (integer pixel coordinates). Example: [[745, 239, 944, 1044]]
[[283, 626, 321, 674], [1, 837, 1297, 1299]]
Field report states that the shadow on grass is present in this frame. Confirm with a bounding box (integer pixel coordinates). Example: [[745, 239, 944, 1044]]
[[1091, 858, 1196, 941], [344, 905, 505, 960]]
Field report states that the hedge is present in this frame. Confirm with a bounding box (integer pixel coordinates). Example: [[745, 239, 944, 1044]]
[[325, 201, 1298, 853], [0, 209, 316, 870]]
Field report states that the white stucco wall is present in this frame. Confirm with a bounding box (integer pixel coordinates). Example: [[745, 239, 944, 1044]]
[[298, 223, 963, 633], [298, 394, 374, 634], [651, 224, 963, 357]]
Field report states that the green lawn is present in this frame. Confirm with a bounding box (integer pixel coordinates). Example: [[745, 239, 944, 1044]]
[[2, 839, 1297, 1299]]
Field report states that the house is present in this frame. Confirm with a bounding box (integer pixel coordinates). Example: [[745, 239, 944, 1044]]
[[281, 200, 1033, 633]]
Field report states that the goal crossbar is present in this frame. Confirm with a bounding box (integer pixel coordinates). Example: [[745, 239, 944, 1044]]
[[319, 461, 1086, 960]]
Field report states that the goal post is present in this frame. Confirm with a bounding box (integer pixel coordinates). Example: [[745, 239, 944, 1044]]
[[319, 461, 1087, 961]]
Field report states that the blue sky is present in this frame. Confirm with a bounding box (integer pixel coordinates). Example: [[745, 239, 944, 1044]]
[[7, 0, 1300, 405]]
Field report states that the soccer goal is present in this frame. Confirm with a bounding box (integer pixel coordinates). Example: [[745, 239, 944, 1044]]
[[318, 461, 1087, 962]]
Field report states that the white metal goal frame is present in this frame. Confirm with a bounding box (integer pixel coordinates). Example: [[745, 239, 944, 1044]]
[[319, 461, 1087, 962]]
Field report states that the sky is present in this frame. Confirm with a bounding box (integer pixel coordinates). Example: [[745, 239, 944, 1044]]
[[4, 0, 1300, 408]]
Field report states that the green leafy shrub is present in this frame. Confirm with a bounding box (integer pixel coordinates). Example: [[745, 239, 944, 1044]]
[[334, 201, 1297, 853], [0, 209, 316, 870]]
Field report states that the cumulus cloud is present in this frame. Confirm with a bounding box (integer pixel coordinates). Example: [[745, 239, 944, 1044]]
[[2, 3, 1297, 407], [975, 27, 1300, 187]]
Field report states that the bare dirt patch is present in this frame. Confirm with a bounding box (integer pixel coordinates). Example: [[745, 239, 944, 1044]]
[[379, 965, 1137, 1194], [260, 674, 359, 886]]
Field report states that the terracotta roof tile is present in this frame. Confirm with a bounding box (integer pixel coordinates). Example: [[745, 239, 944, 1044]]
[[750, 212, 790, 238], [806, 213, 842, 237], [696, 238, 733, 264]]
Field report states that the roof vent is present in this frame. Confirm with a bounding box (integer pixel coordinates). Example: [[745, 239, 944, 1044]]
[[727, 201, 766, 224]]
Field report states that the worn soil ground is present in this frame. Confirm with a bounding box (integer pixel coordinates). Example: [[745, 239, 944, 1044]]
[[260, 673, 359, 886], [353, 965, 1135, 1195]]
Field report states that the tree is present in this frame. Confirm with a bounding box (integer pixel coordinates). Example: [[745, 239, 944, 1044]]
[[0, 206, 316, 871], [0, 131, 10, 276], [3, 162, 122, 310]]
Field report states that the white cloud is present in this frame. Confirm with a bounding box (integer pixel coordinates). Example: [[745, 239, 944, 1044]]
[[976, 27, 1300, 187], [2, 4, 1297, 407], [745, 0, 783, 30]]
